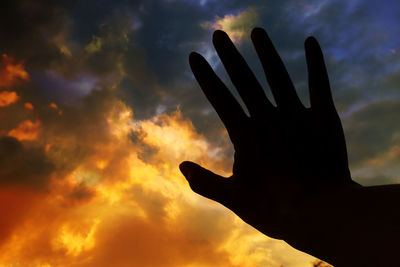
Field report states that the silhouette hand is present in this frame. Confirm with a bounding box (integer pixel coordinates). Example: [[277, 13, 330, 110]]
[[181, 28, 398, 266]]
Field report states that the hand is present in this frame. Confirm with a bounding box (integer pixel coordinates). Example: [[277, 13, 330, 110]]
[[180, 28, 398, 266]]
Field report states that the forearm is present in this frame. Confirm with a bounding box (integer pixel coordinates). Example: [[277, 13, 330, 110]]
[[288, 184, 400, 266]]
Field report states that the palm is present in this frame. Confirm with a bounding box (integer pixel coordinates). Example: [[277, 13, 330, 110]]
[[230, 105, 352, 240], [180, 28, 359, 243]]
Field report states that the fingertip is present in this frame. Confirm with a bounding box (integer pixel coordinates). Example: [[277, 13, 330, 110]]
[[251, 27, 266, 39], [212, 30, 229, 46], [179, 161, 196, 177], [304, 36, 319, 50], [213, 29, 227, 39], [251, 27, 274, 50], [189, 51, 201, 62], [305, 36, 317, 42], [189, 52, 207, 72]]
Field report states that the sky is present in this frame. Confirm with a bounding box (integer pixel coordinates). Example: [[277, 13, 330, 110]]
[[0, 0, 399, 266]]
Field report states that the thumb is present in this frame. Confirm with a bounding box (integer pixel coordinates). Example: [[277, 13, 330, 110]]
[[179, 161, 231, 205]]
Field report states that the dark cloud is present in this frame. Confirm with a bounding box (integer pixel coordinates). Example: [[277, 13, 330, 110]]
[[133, 0, 211, 85], [282, 0, 400, 110], [73, 10, 139, 77], [380, 68, 400, 94], [65, 182, 96, 206], [0, 0, 70, 69], [345, 99, 400, 166], [116, 1, 213, 119], [37, 88, 125, 175], [131, 131, 160, 164], [0, 136, 54, 188]]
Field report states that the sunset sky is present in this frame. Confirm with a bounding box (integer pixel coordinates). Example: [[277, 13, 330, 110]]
[[1, 0, 400, 266]]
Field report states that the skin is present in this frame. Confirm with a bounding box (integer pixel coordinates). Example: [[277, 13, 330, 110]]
[[180, 28, 400, 266]]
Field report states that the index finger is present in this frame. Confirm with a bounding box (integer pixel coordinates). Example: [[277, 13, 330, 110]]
[[189, 52, 248, 143]]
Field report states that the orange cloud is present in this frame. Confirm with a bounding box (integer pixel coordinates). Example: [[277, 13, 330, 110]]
[[24, 102, 34, 110], [201, 8, 260, 43], [8, 120, 41, 141], [0, 91, 19, 107], [0, 54, 30, 88], [0, 90, 316, 266], [0, 186, 41, 242], [49, 102, 58, 109]]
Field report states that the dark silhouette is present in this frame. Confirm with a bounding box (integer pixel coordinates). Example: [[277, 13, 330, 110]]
[[180, 28, 400, 266]]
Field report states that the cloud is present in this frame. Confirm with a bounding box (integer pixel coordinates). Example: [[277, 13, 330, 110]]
[[0, 0, 69, 69], [201, 8, 260, 44], [344, 98, 400, 165], [281, 0, 400, 112], [0, 91, 19, 107], [24, 102, 34, 110], [0, 136, 54, 188], [85, 36, 103, 54], [132, 110, 225, 168], [32, 71, 100, 105], [162, 0, 217, 7], [340, 97, 400, 186], [354, 173, 399, 186], [0, 54, 29, 88], [8, 119, 41, 141], [0, 80, 315, 265], [0, 186, 44, 244], [0, 94, 225, 265], [71, 204, 238, 267]]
